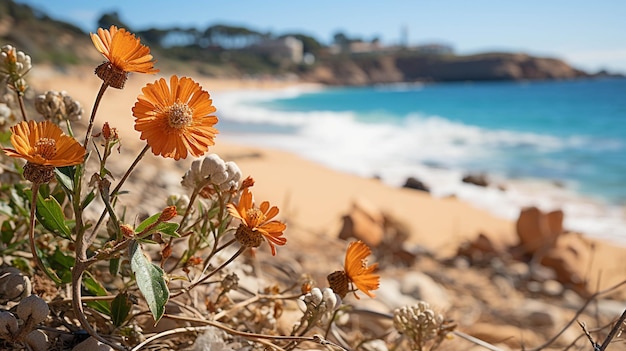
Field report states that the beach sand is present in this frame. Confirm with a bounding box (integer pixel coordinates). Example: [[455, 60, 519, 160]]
[[29, 65, 626, 295]]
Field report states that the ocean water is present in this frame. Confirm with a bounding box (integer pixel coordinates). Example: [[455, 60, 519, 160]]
[[213, 78, 626, 245]]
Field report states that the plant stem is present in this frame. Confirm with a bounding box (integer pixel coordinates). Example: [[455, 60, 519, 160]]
[[71, 261, 125, 351], [109, 144, 150, 198], [88, 144, 150, 242], [599, 309, 626, 351], [16, 92, 27, 121], [170, 246, 245, 299], [83, 82, 109, 148], [27, 183, 46, 275]]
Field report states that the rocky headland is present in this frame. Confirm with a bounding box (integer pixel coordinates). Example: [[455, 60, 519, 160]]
[[301, 52, 591, 86]]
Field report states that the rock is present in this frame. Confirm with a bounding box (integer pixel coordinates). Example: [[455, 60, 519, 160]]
[[72, 337, 114, 351], [374, 278, 419, 310], [542, 279, 564, 297], [541, 233, 591, 296], [466, 322, 541, 348], [515, 207, 563, 255], [400, 272, 450, 310], [505, 299, 563, 332], [491, 275, 516, 298], [456, 233, 505, 264], [545, 209, 564, 239], [378, 213, 416, 266], [338, 199, 385, 247], [402, 176, 430, 192], [461, 173, 489, 187]]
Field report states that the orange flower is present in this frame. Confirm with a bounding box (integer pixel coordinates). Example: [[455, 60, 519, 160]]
[[328, 241, 379, 299], [3, 120, 86, 167], [91, 25, 158, 75], [227, 188, 286, 256], [132, 75, 219, 160]]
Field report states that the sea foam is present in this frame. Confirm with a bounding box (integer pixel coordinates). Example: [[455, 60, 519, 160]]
[[213, 86, 626, 246]]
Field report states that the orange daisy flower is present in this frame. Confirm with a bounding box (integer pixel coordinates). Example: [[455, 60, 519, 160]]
[[91, 25, 158, 74], [227, 188, 287, 256], [91, 25, 158, 88], [328, 241, 380, 299], [132, 75, 219, 160], [3, 120, 86, 167]]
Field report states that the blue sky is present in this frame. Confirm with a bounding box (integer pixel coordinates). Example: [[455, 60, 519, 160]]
[[15, 0, 626, 73]]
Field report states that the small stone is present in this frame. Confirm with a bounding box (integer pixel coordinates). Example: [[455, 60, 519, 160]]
[[400, 272, 450, 310], [402, 176, 430, 192], [72, 336, 114, 351], [542, 279, 564, 297]]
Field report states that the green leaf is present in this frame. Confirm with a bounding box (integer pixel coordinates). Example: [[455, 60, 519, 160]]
[[154, 222, 180, 237], [1, 220, 13, 244], [134, 212, 160, 234], [111, 292, 133, 327], [134, 213, 179, 238], [45, 249, 73, 283], [0, 130, 11, 144], [10, 258, 30, 272], [0, 201, 13, 216], [50, 249, 74, 269], [10, 186, 29, 217], [36, 194, 72, 240], [109, 257, 120, 276], [81, 190, 96, 210], [129, 241, 169, 323], [54, 167, 74, 194], [36, 247, 63, 284], [83, 272, 111, 315], [136, 238, 159, 245]]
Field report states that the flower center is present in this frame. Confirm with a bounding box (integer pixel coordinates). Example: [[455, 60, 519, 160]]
[[245, 208, 265, 228], [166, 102, 193, 129], [34, 138, 57, 159]]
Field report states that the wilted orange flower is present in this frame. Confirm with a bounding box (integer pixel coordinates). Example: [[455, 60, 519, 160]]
[[227, 188, 286, 256], [3, 120, 86, 167], [328, 241, 379, 299], [132, 75, 219, 160], [91, 25, 158, 75]]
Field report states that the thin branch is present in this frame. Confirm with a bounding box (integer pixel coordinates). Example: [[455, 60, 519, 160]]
[[129, 325, 217, 351], [160, 314, 347, 350], [526, 279, 626, 351], [599, 309, 626, 351]]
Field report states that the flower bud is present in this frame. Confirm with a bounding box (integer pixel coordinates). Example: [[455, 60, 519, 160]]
[[322, 287, 341, 311], [158, 205, 177, 222], [120, 224, 135, 238], [306, 287, 323, 306]]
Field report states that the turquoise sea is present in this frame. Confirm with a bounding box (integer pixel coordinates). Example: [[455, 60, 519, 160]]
[[215, 78, 626, 244]]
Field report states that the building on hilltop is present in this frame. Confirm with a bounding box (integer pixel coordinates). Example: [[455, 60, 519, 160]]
[[246, 36, 304, 64]]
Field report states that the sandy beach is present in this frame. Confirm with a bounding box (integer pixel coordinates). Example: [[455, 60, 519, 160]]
[[28, 65, 626, 296]]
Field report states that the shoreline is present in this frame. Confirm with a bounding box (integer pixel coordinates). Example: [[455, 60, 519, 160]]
[[212, 83, 626, 248], [26, 65, 626, 294]]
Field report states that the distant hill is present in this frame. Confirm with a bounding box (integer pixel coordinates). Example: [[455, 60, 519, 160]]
[[0, 0, 594, 85], [0, 0, 102, 65], [300, 52, 590, 85]]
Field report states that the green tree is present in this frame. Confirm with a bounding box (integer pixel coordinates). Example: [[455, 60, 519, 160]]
[[96, 11, 132, 31], [279, 33, 323, 55]]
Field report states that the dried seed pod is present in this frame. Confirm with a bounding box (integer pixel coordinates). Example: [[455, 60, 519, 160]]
[[25, 329, 49, 351], [16, 295, 49, 325], [0, 268, 31, 302], [0, 311, 18, 338]]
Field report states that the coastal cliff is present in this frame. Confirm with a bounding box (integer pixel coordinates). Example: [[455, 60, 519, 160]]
[[302, 52, 589, 85], [0, 0, 594, 86]]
